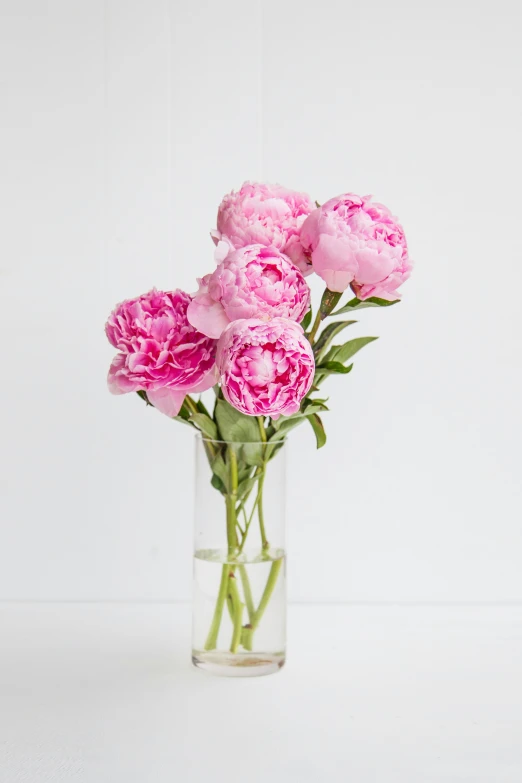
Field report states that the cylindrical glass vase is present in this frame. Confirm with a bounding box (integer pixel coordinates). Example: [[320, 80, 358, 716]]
[[192, 435, 286, 677]]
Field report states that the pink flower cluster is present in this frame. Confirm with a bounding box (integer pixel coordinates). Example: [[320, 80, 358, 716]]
[[106, 182, 411, 418]]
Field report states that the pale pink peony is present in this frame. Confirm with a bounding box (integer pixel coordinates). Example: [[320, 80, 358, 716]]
[[213, 181, 314, 276], [216, 318, 315, 418], [300, 193, 412, 298], [105, 289, 217, 416], [187, 244, 311, 339]]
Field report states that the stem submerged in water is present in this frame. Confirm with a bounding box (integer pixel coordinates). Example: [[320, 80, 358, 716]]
[[241, 557, 283, 651], [204, 564, 229, 651]]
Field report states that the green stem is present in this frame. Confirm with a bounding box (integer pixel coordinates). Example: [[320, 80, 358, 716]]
[[228, 571, 244, 653], [203, 445, 240, 651], [235, 466, 260, 520], [257, 471, 268, 550], [257, 416, 267, 443], [307, 309, 322, 344], [184, 395, 199, 415], [254, 559, 283, 626], [242, 557, 284, 651], [237, 469, 261, 554], [238, 564, 255, 624], [307, 287, 343, 345], [204, 564, 229, 651], [226, 446, 239, 556]]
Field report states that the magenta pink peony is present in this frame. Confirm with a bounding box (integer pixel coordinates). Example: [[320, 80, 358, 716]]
[[213, 181, 314, 276], [187, 244, 311, 339], [106, 289, 217, 416], [216, 318, 315, 418], [299, 193, 412, 298]]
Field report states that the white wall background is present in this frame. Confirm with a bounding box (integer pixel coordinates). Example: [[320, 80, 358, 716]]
[[1, 0, 521, 603]]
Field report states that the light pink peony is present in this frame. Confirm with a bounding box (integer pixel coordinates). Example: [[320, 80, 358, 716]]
[[187, 244, 311, 339], [105, 289, 217, 416], [216, 318, 315, 418], [213, 181, 314, 276], [300, 193, 412, 298]]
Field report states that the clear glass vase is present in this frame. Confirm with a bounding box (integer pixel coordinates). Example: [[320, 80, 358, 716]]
[[191, 435, 286, 677]]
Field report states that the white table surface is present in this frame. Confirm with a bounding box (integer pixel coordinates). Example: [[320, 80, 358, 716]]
[[0, 603, 521, 782]]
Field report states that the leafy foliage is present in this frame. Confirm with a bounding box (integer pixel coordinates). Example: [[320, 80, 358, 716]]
[[322, 336, 378, 365], [331, 296, 399, 316], [313, 320, 357, 361], [215, 399, 260, 443], [307, 413, 327, 449], [301, 308, 313, 332]]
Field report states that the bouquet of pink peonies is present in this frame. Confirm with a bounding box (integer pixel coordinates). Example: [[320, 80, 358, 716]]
[[105, 182, 412, 676]]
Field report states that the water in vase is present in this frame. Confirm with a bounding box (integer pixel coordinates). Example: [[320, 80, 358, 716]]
[[192, 547, 286, 677]]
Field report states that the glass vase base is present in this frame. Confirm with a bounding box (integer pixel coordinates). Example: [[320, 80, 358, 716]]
[[192, 650, 285, 678]]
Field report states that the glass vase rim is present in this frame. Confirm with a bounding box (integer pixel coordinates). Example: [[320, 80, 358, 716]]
[[195, 433, 287, 446]]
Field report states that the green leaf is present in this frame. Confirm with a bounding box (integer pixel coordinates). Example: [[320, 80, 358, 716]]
[[331, 297, 399, 316], [317, 361, 354, 375], [136, 390, 152, 406], [188, 413, 218, 440], [323, 336, 378, 365], [307, 413, 327, 449], [211, 454, 229, 492], [237, 475, 258, 500], [264, 440, 285, 462], [319, 288, 343, 319], [303, 396, 329, 408], [300, 402, 330, 415], [195, 397, 210, 416], [240, 442, 265, 468], [301, 308, 313, 332], [313, 320, 357, 360], [301, 397, 330, 415], [268, 417, 305, 442], [177, 398, 192, 421], [211, 473, 226, 494], [215, 399, 261, 443]]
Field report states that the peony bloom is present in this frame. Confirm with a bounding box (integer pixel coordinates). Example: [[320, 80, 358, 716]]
[[216, 318, 315, 418], [187, 244, 311, 339], [299, 193, 412, 298], [213, 181, 314, 276], [105, 289, 217, 416]]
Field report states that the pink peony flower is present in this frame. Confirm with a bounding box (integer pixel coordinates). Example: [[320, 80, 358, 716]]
[[216, 318, 315, 418], [187, 244, 311, 339], [300, 193, 412, 298], [105, 289, 217, 416], [213, 181, 314, 276]]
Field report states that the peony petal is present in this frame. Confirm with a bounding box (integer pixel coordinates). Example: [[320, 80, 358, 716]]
[[107, 354, 136, 395], [190, 363, 219, 393], [187, 294, 230, 339], [147, 387, 187, 417]]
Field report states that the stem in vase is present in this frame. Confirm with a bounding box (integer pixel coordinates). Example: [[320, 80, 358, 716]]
[[257, 471, 269, 550], [204, 564, 230, 651], [238, 564, 255, 624], [226, 446, 239, 556], [241, 557, 283, 651], [203, 445, 240, 652], [227, 572, 244, 653], [307, 309, 322, 344]]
